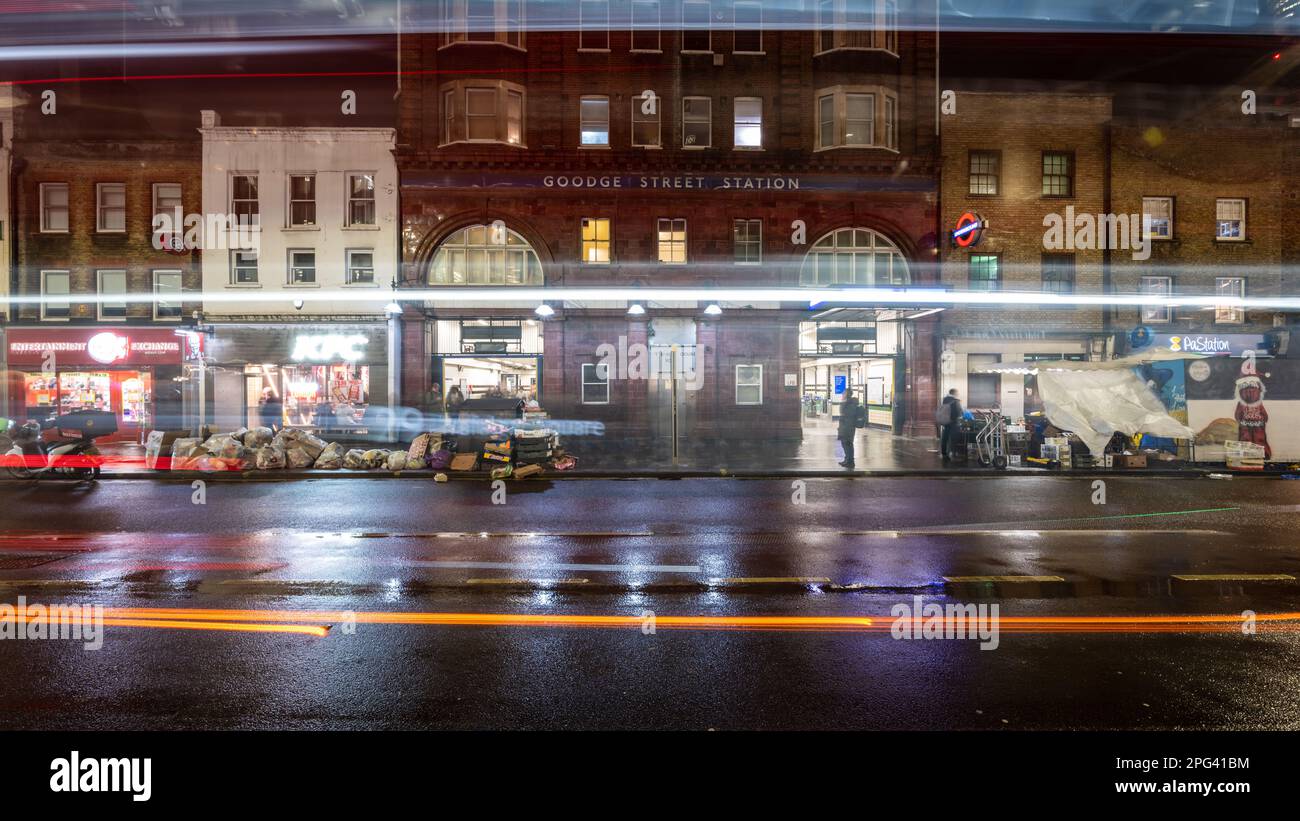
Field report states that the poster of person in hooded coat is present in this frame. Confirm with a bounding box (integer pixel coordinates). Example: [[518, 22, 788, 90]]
[[1185, 355, 1295, 461]]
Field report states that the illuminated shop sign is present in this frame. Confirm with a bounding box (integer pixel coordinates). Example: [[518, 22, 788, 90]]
[[952, 212, 986, 248], [1152, 333, 1267, 357], [6, 329, 182, 366], [290, 334, 369, 362]]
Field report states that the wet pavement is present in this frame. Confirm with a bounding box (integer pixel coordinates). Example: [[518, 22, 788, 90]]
[[1, 476, 1298, 729]]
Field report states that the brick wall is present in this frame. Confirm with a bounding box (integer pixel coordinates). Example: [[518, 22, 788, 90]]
[[13, 140, 203, 324]]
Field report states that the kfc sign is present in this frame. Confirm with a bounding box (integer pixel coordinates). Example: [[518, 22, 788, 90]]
[[291, 334, 369, 362]]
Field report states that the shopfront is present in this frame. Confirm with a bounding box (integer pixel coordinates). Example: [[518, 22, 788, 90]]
[[205, 323, 389, 434], [4, 327, 185, 441]]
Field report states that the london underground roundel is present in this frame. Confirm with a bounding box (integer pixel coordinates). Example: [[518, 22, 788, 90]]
[[953, 212, 985, 248]]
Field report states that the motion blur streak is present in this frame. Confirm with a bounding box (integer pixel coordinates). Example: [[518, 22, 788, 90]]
[[3, 613, 329, 637], [75, 608, 1300, 634]]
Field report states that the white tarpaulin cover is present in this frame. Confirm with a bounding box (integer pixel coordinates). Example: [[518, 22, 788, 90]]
[[1035, 368, 1194, 456]]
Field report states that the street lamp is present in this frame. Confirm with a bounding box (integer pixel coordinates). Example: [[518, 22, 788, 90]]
[[703, 302, 722, 316], [534, 303, 555, 318], [627, 302, 646, 316]]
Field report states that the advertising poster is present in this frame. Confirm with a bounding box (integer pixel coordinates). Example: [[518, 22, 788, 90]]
[[1185, 356, 1299, 462]]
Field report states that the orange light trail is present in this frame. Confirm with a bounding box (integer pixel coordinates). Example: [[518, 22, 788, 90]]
[[67, 608, 1300, 635]]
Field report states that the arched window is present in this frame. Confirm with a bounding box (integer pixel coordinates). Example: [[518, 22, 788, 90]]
[[800, 228, 908, 286], [430, 224, 543, 285]]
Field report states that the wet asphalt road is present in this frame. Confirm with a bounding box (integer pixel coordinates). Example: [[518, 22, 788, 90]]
[[1, 476, 1299, 730]]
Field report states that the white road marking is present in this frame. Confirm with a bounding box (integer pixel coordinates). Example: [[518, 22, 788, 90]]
[[405, 560, 701, 574]]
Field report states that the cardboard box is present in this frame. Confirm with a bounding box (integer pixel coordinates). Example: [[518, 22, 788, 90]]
[[449, 453, 478, 471], [1112, 454, 1147, 469]]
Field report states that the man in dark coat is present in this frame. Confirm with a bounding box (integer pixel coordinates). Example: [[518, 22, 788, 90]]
[[939, 388, 964, 463], [837, 389, 865, 469]]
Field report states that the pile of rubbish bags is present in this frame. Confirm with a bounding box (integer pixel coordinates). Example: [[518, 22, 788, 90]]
[[167, 428, 440, 472]]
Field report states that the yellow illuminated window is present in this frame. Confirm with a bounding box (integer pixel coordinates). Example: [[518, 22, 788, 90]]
[[581, 218, 611, 263]]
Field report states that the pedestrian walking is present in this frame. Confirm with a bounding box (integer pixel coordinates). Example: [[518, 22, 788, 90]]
[[445, 385, 465, 419], [936, 388, 963, 464], [837, 389, 866, 469], [260, 387, 284, 432]]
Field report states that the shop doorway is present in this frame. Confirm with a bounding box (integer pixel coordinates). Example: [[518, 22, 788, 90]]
[[244, 363, 373, 433], [22, 369, 154, 442], [799, 357, 899, 432], [646, 318, 697, 459]]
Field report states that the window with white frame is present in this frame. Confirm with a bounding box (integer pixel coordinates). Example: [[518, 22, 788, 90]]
[[1216, 198, 1245, 240], [96, 183, 126, 232], [631, 0, 661, 50], [582, 362, 610, 404], [733, 97, 762, 148], [735, 364, 762, 405], [682, 96, 711, 147], [1215, 276, 1245, 324], [152, 183, 182, 223], [440, 80, 526, 146], [431, 224, 544, 285], [682, 0, 711, 51], [580, 96, 610, 146], [346, 250, 375, 284], [288, 250, 317, 285], [154, 270, 183, 320], [97, 269, 127, 320], [816, 0, 898, 53], [632, 92, 661, 146], [1142, 196, 1173, 240], [657, 218, 687, 263], [288, 174, 316, 226], [968, 150, 999, 195], [347, 174, 376, 226], [800, 227, 909, 286], [733, 0, 762, 52], [1140, 275, 1171, 323], [581, 218, 611, 263], [231, 174, 259, 227], [816, 86, 895, 149], [734, 219, 761, 264], [40, 183, 69, 232], [580, 0, 609, 49], [231, 250, 259, 284], [41, 270, 70, 320], [442, 0, 525, 48]]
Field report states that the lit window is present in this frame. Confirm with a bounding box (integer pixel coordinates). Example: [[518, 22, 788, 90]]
[[97, 183, 126, 232], [347, 174, 376, 226], [580, 96, 610, 146], [154, 270, 183, 320], [736, 364, 763, 405], [41, 270, 70, 320], [1042, 152, 1073, 197], [289, 174, 316, 226], [801, 227, 908, 286], [683, 97, 711, 147], [657, 218, 687, 264], [581, 218, 611, 263], [969, 151, 999, 195], [733, 219, 762, 264], [582, 363, 610, 404], [431, 224, 543, 286], [969, 254, 999, 291], [1142, 196, 1173, 240], [97, 269, 127, 320], [440, 80, 527, 147], [40, 183, 69, 232], [347, 250, 375, 284], [1215, 277, 1245, 324], [1216, 198, 1245, 240], [733, 97, 762, 148], [1140, 275, 1171, 323]]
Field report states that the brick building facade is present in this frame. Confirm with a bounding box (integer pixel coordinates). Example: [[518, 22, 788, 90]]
[[938, 92, 1113, 417], [394, 1, 941, 450]]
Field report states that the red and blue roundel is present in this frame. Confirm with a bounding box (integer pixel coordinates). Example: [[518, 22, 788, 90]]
[[953, 212, 985, 248]]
